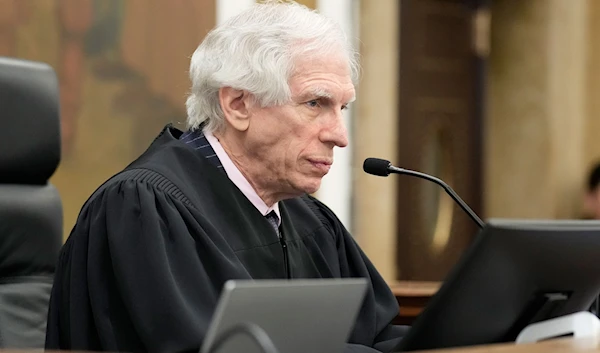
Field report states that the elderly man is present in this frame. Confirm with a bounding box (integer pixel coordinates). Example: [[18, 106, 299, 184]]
[[45, 2, 405, 352]]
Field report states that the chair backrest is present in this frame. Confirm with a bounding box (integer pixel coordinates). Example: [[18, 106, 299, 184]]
[[0, 56, 63, 348]]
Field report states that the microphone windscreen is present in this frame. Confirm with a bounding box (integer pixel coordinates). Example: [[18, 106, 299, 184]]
[[363, 158, 391, 176]]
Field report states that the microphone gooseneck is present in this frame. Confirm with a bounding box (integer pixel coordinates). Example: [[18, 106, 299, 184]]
[[363, 158, 485, 229], [204, 322, 280, 353]]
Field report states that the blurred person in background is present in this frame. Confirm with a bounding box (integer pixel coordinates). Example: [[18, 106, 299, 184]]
[[584, 161, 600, 220]]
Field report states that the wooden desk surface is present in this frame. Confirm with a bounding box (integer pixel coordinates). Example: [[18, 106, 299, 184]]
[[389, 281, 441, 297], [413, 337, 600, 352], [12, 338, 598, 353]]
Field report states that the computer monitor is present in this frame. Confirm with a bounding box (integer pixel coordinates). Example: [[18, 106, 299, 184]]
[[396, 219, 600, 352], [201, 278, 368, 353]]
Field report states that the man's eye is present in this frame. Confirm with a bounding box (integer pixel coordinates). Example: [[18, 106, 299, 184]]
[[306, 100, 320, 108], [341, 104, 349, 111]]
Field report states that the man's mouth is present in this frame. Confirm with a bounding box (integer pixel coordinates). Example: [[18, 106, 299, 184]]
[[307, 158, 333, 174]]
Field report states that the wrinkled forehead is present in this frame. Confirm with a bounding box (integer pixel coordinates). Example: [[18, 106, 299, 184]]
[[289, 55, 356, 102]]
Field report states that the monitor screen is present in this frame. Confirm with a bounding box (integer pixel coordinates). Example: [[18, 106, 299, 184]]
[[396, 219, 600, 351]]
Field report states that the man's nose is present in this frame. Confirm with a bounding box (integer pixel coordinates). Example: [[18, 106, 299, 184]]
[[321, 110, 349, 148]]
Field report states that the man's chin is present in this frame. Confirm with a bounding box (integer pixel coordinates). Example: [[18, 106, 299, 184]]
[[301, 181, 322, 196]]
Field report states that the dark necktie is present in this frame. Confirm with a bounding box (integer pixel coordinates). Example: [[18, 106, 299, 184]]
[[265, 211, 281, 238]]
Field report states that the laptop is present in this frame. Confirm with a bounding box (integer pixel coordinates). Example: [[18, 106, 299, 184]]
[[200, 278, 368, 353]]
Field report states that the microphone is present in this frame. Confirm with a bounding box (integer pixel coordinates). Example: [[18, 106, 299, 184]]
[[363, 157, 485, 229]]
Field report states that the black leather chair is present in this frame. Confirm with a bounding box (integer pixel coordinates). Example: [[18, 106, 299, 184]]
[[0, 56, 63, 348]]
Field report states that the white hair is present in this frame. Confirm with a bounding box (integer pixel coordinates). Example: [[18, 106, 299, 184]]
[[185, 0, 360, 132]]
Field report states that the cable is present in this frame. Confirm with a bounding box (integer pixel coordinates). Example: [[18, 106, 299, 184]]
[[204, 322, 280, 353]]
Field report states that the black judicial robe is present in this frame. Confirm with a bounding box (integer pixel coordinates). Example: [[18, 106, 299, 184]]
[[45, 125, 407, 353]]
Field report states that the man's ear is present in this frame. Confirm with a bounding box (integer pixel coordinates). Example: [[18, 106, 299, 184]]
[[219, 87, 252, 132]]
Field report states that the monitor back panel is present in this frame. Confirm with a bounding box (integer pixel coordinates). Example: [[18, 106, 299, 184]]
[[202, 278, 368, 353]]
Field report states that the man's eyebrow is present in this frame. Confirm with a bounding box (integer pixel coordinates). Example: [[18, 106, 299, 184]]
[[303, 87, 356, 103], [307, 87, 333, 99]]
